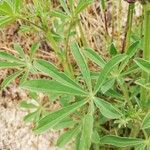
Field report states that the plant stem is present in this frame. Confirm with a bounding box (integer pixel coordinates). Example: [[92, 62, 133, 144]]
[[122, 3, 135, 52], [141, 4, 150, 108]]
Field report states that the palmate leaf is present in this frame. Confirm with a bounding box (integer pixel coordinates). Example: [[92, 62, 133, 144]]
[[83, 47, 105, 68], [57, 126, 80, 147], [71, 43, 92, 91], [94, 98, 122, 119], [134, 58, 150, 73], [34, 59, 85, 92], [100, 136, 144, 148], [1, 70, 23, 89], [33, 100, 87, 133], [94, 54, 127, 94], [79, 113, 93, 150], [141, 112, 150, 129], [21, 79, 88, 96]]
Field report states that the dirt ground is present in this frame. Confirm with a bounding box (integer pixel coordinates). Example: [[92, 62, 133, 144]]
[[0, 85, 67, 150]]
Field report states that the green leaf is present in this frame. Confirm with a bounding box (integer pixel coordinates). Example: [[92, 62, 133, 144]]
[[60, 95, 74, 106], [0, 16, 14, 27], [79, 113, 93, 150], [126, 41, 139, 58], [13, 43, 25, 58], [14, 0, 22, 12], [0, 1, 13, 14], [1, 70, 23, 89], [109, 43, 118, 56], [84, 47, 105, 68], [69, 0, 74, 12], [53, 118, 76, 130], [100, 136, 144, 148], [20, 70, 29, 84], [100, 0, 106, 11], [94, 54, 127, 94], [92, 130, 100, 144], [29, 43, 40, 60], [0, 51, 23, 63], [75, 0, 93, 15], [106, 89, 124, 100], [33, 100, 87, 133], [51, 10, 68, 19], [0, 61, 23, 69], [141, 112, 150, 129], [71, 43, 92, 91], [20, 101, 37, 109], [101, 78, 115, 94], [21, 79, 88, 96], [135, 78, 150, 90], [134, 58, 150, 74], [34, 59, 85, 92], [57, 126, 80, 147], [59, 0, 70, 15], [94, 98, 122, 119], [135, 144, 147, 150], [23, 111, 38, 122]]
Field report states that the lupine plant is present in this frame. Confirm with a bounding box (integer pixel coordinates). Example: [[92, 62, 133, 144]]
[[0, 0, 150, 149]]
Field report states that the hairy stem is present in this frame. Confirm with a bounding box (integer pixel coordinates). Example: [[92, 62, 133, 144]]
[[141, 4, 150, 108], [122, 3, 134, 52]]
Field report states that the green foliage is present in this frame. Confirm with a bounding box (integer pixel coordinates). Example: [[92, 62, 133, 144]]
[[1, 1, 150, 150]]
